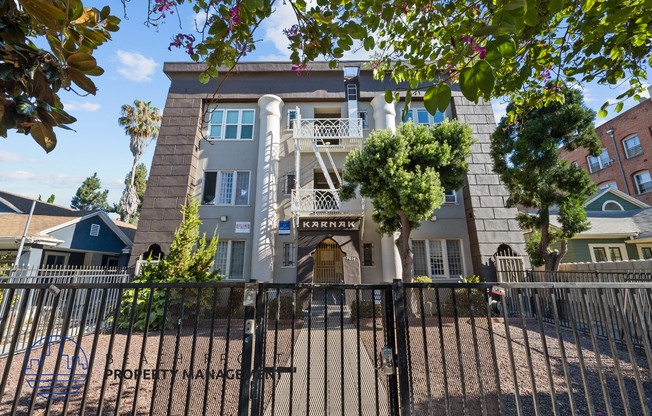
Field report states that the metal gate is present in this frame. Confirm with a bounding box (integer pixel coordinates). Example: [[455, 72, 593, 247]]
[[312, 238, 345, 284], [1, 280, 651, 415]]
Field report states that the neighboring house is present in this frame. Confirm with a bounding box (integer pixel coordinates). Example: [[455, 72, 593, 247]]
[[131, 61, 530, 283], [559, 86, 652, 205], [0, 191, 135, 268], [539, 188, 652, 263]]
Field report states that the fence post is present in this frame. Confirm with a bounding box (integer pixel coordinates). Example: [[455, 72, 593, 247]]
[[249, 281, 268, 416], [393, 278, 412, 415], [383, 284, 400, 415], [238, 281, 259, 416]]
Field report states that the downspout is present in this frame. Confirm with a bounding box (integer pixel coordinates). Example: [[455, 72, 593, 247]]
[[14, 201, 36, 267], [607, 127, 631, 195]]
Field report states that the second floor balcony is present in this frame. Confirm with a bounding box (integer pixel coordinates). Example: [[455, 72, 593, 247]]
[[291, 189, 364, 216], [293, 118, 364, 152]]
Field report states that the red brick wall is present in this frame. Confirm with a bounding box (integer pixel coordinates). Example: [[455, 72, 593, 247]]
[[559, 99, 652, 205]]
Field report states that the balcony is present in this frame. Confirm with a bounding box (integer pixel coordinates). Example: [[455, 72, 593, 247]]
[[293, 118, 364, 152], [291, 189, 364, 215]]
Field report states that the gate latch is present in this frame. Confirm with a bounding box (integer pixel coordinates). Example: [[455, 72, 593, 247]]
[[245, 319, 255, 335], [379, 347, 394, 375], [243, 283, 257, 307]]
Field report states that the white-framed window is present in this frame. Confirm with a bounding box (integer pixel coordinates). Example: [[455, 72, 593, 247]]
[[411, 239, 464, 278], [215, 240, 246, 279], [202, 171, 250, 205], [361, 242, 374, 267], [284, 173, 296, 195], [444, 190, 457, 204], [623, 135, 643, 159], [587, 149, 611, 173], [598, 181, 618, 191], [638, 246, 652, 260], [90, 224, 100, 237], [287, 109, 297, 129], [208, 109, 255, 140], [634, 171, 652, 194], [589, 243, 628, 262], [602, 200, 624, 211], [43, 252, 69, 267], [402, 108, 445, 126], [347, 84, 358, 101], [358, 111, 368, 129], [282, 242, 296, 267]]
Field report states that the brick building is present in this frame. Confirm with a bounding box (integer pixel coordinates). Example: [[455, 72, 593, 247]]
[[559, 89, 652, 205], [131, 62, 529, 282]]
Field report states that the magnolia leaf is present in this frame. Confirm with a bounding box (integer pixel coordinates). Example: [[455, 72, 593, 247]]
[[67, 52, 97, 72], [67, 67, 97, 94], [30, 122, 57, 152], [19, 0, 66, 28], [474, 61, 495, 95], [459, 67, 478, 102], [67, 0, 84, 20], [424, 84, 451, 114], [51, 107, 77, 125]]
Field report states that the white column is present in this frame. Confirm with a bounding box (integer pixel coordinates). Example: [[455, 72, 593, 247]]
[[251, 95, 284, 282], [371, 93, 397, 133], [381, 233, 402, 282]]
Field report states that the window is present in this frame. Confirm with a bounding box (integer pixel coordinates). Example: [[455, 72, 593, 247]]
[[634, 171, 652, 194], [287, 109, 297, 129], [203, 171, 250, 205], [589, 244, 628, 262], [362, 242, 374, 267], [90, 224, 100, 237], [602, 200, 624, 211], [347, 84, 358, 101], [411, 239, 465, 278], [284, 173, 296, 195], [598, 181, 618, 191], [402, 108, 445, 126], [444, 190, 457, 204], [282, 242, 296, 267], [208, 109, 255, 140], [358, 111, 368, 129], [587, 149, 611, 173], [640, 247, 652, 260], [215, 241, 246, 279], [623, 135, 643, 159]]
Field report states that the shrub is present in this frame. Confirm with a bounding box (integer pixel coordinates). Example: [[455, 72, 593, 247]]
[[412, 276, 432, 283], [443, 275, 486, 317], [350, 299, 382, 322]]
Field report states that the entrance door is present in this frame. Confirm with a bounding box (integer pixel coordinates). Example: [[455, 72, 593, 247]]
[[312, 238, 344, 283]]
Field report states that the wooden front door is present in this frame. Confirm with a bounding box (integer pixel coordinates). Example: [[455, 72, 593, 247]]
[[312, 238, 344, 283]]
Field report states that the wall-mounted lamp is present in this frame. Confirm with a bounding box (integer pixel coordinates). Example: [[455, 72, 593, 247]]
[[220, 215, 228, 222]]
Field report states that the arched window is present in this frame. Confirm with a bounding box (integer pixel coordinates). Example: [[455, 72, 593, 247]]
[[602, 200, 624, 211]]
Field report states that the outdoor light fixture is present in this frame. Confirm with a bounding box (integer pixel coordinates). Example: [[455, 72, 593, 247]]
[[220, 215, 228, 222]]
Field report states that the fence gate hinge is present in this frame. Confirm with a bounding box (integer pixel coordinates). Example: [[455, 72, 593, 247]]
[[243, 282, 257, 307]]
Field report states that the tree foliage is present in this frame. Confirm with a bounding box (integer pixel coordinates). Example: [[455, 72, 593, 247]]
[[491, 84, 600, 271], [341, 121, 474, 281], [118, 100, 161, 223], [70, 172, 109, 211], [0, 0, 120, 152]]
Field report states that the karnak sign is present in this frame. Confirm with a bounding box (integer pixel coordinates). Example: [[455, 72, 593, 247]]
[[298, 218, 361, 231]]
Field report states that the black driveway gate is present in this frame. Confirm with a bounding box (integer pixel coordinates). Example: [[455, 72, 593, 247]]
[[0, 279, 651, 415]]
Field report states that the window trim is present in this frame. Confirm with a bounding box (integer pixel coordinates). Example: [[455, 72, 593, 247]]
[[358, 110, 368, 129], [587, 149, 612, 173], [638, 246, 652, 260], [588, 243, 629, 262], [207, 108, 256, 141], [287, 109, 297, 130], [443, 190, 457, 204], [623, 135, 643, 159], [601, 200, 624, 211], [90, 224, 101, 237], [400, 107, 446, 126], [217, 170, 251, 206], [361, 242, 375, 267], [633, 170, 652, 195], [281, 242, 297, 268], [284, 173, 296, 196], [411, 238, 465, 279], [215, 240, 247, 280], [598, 181, 618, 191]]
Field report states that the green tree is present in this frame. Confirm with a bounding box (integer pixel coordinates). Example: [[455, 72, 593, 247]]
[[70, 172, 109, 211], [491, 85, 600, 271], [115, 163, 148, 223], [47, 194, 55, 204], [0, 1, 120, 152], [117, 100, 161, 224], [341, 121, 474, 281]]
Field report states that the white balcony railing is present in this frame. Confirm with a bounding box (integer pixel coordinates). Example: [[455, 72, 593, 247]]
[[291, 189, 364, 215], [293, 118, 364, 151]]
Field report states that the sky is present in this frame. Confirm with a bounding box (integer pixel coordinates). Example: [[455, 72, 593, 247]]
[[1, 3, 650, 208]]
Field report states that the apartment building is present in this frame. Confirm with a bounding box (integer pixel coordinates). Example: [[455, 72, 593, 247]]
[[559, 89, 652, 205], [130, 62, 529, 283]]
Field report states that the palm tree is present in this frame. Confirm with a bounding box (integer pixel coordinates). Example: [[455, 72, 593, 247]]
[[118, 100, 162, 223]]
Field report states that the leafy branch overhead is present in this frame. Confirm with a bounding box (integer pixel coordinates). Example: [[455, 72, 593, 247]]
[[155, 0, 650, 117], [0, 0, 120, 152]]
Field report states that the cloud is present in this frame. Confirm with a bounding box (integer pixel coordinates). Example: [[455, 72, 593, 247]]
[[63, 102, 102, 112], [115, 50, 158, 82], [0, 171, 84, 189], [256, 4, 295, 61], [0, 151, 22, 162], [491, 99, 509, 124]]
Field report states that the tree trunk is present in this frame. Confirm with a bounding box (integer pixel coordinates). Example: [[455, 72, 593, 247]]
[[129, 157, 138, 188], [539, 208, 568, 271], [396, 212, 413, 282]]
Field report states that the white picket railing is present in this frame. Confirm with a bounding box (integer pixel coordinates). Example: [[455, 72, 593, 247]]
[[291, 189, 364, 215], [293, 118, 364, 151]]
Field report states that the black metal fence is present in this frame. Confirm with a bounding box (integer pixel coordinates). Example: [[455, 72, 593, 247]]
[[0, 280, 650, 415]]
